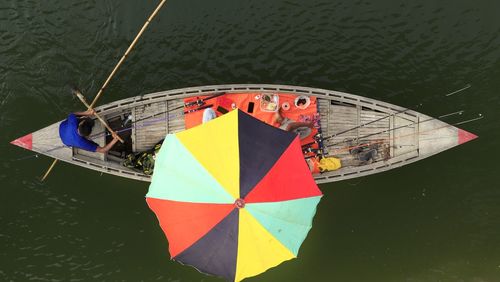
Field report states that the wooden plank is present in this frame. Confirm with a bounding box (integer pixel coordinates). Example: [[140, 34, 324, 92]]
[[166, 98, 185, 134], [317, 98, 331, 137], [134, 101, 168, 151], [32, 122, 73, 161], [392, 115, 417, 156]]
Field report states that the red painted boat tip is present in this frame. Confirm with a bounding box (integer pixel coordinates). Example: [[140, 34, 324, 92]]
[[458, 129, 478, 145], [10, 133, 33, 150]]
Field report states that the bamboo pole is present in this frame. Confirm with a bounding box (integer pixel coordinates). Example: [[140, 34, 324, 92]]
[[74, 90, 125, 143], [89, 0, 168, 108], [41, 0, 167, 181], [41, 159, 58, 181]]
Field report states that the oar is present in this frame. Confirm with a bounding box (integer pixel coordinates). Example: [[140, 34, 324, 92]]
[[89, 0, 167, 108], [41, 159, 58, 181], [40, 0, 167, 181], [74, 89, 125, 143]]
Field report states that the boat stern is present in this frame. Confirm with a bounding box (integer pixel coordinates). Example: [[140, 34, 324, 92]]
[[418, 117, 478, 157], [458, 128, 478, 145], [10, 121, 73, 161]]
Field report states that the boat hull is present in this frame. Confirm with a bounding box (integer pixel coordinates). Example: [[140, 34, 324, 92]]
[[11, 84, 477, 183]]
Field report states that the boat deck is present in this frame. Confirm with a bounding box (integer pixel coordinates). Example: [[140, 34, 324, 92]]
[[133, 99, 185, 152]]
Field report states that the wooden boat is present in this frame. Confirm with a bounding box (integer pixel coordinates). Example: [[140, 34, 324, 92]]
[[11, 84, 477, 184]]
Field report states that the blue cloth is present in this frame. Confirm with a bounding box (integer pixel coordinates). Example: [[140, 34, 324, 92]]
[[59, 114, 98, 152]]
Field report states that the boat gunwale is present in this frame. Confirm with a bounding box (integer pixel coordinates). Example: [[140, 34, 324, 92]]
[[94, 84, 422, 122]]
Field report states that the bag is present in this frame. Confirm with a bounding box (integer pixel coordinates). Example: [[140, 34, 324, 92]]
[[123, 139, 163, 175], [318, 157, 342, 172], [306, 156, 342, 174]]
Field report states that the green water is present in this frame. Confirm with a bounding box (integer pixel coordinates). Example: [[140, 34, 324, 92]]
[[1, 0, 499, 281]]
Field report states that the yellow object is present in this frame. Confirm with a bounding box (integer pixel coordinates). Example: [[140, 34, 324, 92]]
[[318, 157, 342, 172], [176, 110, 240, 199], [235, 209, 295, 281]]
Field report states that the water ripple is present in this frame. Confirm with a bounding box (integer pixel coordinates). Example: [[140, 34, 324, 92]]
[[1, 0, 499, 281]]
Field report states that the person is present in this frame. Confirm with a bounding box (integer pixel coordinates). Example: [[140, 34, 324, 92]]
[[59, 109, 119, 153], [202, 108, 217, 123], [273, 109, 314, 140]]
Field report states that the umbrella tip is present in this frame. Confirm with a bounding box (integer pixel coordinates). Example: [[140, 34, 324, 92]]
[[234, 198, 245, 209]]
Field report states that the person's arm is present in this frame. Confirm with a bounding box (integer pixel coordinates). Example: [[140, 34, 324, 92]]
[[95, 132, 119, 153], [74, 109, 95, 117]]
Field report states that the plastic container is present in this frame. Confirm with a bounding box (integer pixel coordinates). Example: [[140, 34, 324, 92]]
[[260, 93, 279, 112]]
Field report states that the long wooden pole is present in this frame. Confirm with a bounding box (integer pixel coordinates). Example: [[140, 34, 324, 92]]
[[41, 159, 58, 182], [41, 0, 167, 181], [74, 90, 125, 143], [89, 0, 168, 108]]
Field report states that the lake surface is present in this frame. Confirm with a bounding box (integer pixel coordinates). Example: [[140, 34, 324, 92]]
[[1, 0, 499, 281]]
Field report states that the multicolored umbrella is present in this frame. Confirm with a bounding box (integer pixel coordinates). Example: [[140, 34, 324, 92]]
[[146, 109, 323, 281]]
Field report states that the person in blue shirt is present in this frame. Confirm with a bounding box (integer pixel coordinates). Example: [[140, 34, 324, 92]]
[[59, 109, 119, 153]]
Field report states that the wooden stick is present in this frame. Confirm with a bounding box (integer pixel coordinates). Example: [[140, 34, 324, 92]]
[[74, 90, 125, 143], [41, 159, 58, 181], [89, 0, 168, 108]]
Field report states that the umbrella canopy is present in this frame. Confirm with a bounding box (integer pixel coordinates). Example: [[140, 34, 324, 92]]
[[146, 109, 322, 281]]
